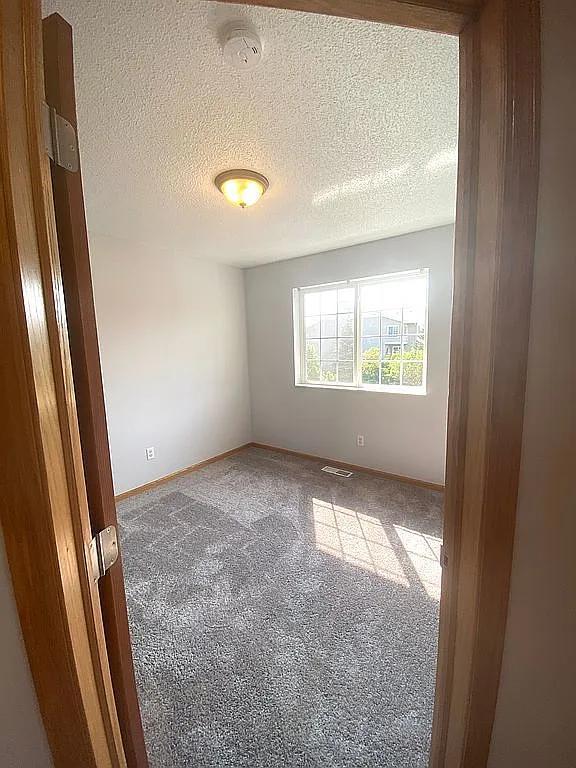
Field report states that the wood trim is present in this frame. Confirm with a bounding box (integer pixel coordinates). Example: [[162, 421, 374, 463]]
[[249, 443, 445, 492], [429, 15, 480, 767], [114, 445, 253, 501], [0, 1, 125, 765], [42, 14, 148, 768], [1, 0, 540, 767], [443, 2, 541, 765], [218, 0, 481, 35]]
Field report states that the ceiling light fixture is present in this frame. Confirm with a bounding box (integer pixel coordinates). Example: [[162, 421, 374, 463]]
[[215, 169, 269, 209]]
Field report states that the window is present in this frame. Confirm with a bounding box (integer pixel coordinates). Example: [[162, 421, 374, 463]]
[[294, 270, 428, 393]]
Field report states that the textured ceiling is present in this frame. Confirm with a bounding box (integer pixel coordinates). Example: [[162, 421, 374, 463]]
[[42, 1, 459, 267]]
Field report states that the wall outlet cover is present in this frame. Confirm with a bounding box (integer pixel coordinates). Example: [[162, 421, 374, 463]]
[[357, 435, 365, 447], [145, 446, 155, 461]]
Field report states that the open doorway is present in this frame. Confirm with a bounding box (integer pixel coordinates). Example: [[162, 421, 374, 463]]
[[1, 0, 541, 765], [42, 2, 457, 765]]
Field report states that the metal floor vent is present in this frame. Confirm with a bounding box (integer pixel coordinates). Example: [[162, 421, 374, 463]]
[[321, 465, 354, 478]]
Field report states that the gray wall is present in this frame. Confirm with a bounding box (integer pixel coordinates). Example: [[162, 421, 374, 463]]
[[245, 226, 454, 485], [91, 235, 252, 495], [488, 1, 576, 765], [0, 234, 253, 766], [0, 532, 53, 767]]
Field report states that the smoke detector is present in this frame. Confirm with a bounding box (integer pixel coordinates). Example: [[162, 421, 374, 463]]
[[222, 25, 262, 70]]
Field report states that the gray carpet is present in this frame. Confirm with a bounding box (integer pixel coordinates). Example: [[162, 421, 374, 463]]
[[118, 446, 443, 768]]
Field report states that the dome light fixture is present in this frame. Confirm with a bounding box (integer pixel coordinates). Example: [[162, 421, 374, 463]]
[[215, 169, 269, 209]]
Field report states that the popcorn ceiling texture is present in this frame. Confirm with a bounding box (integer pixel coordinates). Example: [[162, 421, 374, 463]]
[[41, 0, 458, 266]]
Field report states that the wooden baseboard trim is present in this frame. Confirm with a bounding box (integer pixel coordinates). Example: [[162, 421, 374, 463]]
[[114, 444, 252, 501], [248, 442, 445, 493], [114, 441, 445, 501]]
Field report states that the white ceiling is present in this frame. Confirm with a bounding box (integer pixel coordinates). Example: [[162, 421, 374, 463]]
[[42, 1, 459, 267]]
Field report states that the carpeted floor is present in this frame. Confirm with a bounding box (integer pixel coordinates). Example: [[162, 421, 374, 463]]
[[117, 446, 443, 768]]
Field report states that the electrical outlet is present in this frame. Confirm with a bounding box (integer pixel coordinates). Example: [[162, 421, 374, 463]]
[[357, 435, 365, 447], [145, 446, 155, 461]]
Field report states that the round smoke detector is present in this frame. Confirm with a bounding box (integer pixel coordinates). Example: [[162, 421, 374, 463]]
[[222, 26, 263, 70]]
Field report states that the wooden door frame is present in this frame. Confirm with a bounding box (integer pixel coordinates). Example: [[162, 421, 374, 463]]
[[42, 14, 148, 768], [0, 1, 539, 767], [0, 1, 126, 766]]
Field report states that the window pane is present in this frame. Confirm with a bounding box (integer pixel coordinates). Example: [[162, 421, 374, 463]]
[[362, 313, 380, 336], [298, 271, 427, 391], [382, 342, 402, 360], [403, 306, 426, 334], [305, 316, 320, 338], [361, 284, 385, 312], [306, 339, 320, 359], [337, 313, 354, 337], [402, 362, 423, 387], [362, 279, 426, 312], [321, 361, 337, 382], [338, 338, 354, 361], [338, 362, 353, 384], [362, 359, 380, 384], [321, 338, 337, 361], [320, 290, 337, 315], [304, 292, 321, 316], [402, 336, 424, 358], [381, 308, 402, 331], [321, 315, 337, 337], [383, 323, 401, 337], [362, 337, 380, 358], [306, 358, 320, 381], [338, 287, 354, 313], [381, 361, 401, 386]]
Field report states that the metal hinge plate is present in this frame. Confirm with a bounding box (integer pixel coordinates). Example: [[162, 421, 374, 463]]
[[89, 526, 119, 581], [42, 101, 79, 172]]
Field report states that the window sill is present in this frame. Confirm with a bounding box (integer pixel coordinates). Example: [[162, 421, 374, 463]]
[[294, 382, 427, 396]]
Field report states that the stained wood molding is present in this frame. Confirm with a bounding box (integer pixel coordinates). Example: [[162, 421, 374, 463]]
[[1, 1, 540, 767], [447, 1, 540, 764], [429, 16, 479, 767], [250, 443, 445, 492], [114, 445, 253, 501], [0, 0, 125, 765], [432, 1, 541, 765], [43, 13, 148, 768], [218, 0, 481, 34]]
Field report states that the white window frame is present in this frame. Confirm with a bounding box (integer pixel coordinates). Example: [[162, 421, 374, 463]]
[[293, 269, 428, 395]]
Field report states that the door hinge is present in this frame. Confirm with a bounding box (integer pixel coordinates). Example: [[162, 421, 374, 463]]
[[42, 101, 79, 172], [89, 526, 119, 581]]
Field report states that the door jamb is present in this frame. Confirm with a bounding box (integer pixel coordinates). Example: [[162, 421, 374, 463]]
[[42, 13, 149, 768], [0, 0, 126, 765], [0, 0, 540, 766]]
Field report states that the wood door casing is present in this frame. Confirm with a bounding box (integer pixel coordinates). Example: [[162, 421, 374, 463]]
[[0, 1, 539, 767], [445, 2, 540, 763], [219, 0, 481, 34], [42, 13, 148, 768], [0, 0, 126, 765]]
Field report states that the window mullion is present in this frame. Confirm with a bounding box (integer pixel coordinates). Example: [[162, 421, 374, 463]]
[[355, 283, 361, 388], [400, 306, 405, 386], [300, 290, 305, 384]]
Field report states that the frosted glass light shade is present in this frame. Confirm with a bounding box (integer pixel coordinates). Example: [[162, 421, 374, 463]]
[[215, 169, 269, 208]]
